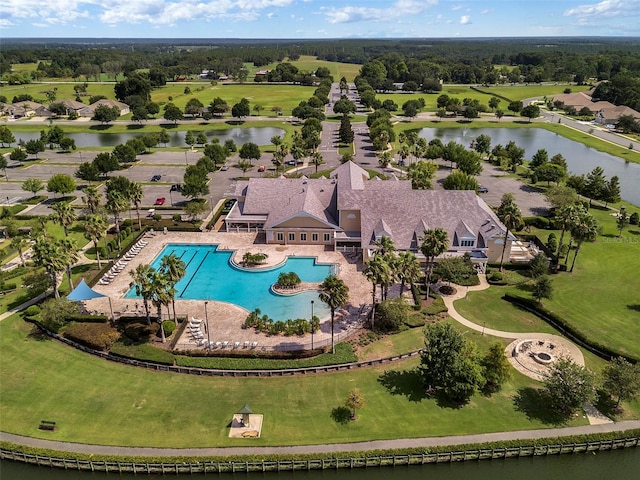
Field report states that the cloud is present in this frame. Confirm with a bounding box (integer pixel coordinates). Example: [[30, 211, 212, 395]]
[[322, 0, 437, 24], [564, 0, 640, 18], [451, 5, 462, 11], [460, 15, 470, 24], [480, 8, 492, 14], [0, 0, 294, 27]]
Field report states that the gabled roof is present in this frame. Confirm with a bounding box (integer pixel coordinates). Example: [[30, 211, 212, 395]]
[[90, 99, 130, 110], [453, 220, 475, 245]]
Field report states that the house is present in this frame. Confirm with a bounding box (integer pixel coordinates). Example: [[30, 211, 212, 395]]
[[55, 99, 86, 116], [551, 92, 614, 113], [4, 100, 46, 118], [225, 162, 513, 272], [89, 99, 130, 116], [595, 105, 640, 126]]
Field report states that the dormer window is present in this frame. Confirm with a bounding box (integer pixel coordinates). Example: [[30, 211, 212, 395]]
[[461, 239, 474, 247]]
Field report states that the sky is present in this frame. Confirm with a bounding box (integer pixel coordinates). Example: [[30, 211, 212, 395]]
[[1, 0, 639, 39]]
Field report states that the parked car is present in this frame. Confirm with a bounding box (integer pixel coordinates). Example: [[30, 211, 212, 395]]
[[220, 165, 229, 171], [170, 183, 181, 192], [154, 197, 166, 205], [478, 186, 489, 193], [258, 165, 265, 172], [151, 174, 162, 182]]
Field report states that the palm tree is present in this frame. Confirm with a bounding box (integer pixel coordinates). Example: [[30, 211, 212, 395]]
[[554, 204, 580, 265], [10, 236, 30, 267], [32, 235, 67, 299], [319, 275, 349, 354], [374, 235, 396, 257], [84, 214, 108, 268], [50, 201, 76, 237], [160, 253, 187, 321], [569, 211, 599, 273], [60, 238, 79, 292], [128, 182, 144, 231], [420, 228, 449, 299], [82, 185, 101, 214], [311, 151, 323, 173], [396, 251, 421, 297], [105, 190, 128, 250], [497, 198, 523, 271], [363, 254, 391, 329], [129, 264, 154, 326], [149, 270, 171, 343]]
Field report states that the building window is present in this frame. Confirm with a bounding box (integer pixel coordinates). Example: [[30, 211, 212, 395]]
[[300, 233, 307, 242], [461, 239, 474, 247], [289, 233, 295, 242], [312, 233, 319, 242], [323, 233, 331, 242], [276, 232, 284, 242]]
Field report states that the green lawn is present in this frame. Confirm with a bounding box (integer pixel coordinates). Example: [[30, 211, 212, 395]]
[[243, 55, 362, 82], [0, 314, 592, 448], [472, 84, 592, 102], [0, 82, 116, 105]]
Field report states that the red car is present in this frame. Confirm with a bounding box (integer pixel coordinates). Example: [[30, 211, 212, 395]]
[[154, 197, 166, 206], [258, 165, 265, 172]]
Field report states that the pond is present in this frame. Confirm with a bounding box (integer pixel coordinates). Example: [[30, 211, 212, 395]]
[[10, 126, 285, 148], [418, 127, 640, 206]]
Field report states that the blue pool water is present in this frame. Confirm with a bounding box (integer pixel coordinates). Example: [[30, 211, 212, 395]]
[[125, 244, 333, 321]]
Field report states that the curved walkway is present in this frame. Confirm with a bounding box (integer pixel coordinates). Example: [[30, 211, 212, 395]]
[[2, 421, 639, 456], [441, 275, 609, 425]]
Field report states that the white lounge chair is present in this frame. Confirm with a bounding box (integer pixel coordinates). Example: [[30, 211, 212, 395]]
[[251, 342, 258, 349], [215, 342, 222, 349], [233, 341, 240, 349], [243, 341, 250, 349], [222, 341, 229, 348]]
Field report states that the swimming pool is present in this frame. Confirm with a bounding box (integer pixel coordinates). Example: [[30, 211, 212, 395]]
[[125, 244, 333, 321]]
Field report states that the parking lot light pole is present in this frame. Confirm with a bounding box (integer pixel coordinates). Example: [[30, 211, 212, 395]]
[[185, 151, 188, 165], [204, 301, 211, 350]]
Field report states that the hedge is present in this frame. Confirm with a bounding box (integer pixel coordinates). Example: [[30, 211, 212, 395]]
[[63, 323, 120, 351], [67, 314, 108, 323], [523, 216, 551, 229], [110, 341, 175, 365], [502, 294, 639, 364]]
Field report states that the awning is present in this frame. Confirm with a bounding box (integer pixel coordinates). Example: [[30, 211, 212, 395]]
[[67, 279, 107, 301]]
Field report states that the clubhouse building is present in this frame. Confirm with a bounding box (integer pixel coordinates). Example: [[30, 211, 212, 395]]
[[225, 161, 513, 272]]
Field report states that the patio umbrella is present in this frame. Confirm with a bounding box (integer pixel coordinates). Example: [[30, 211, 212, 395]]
[[67, 279, 114, 319]]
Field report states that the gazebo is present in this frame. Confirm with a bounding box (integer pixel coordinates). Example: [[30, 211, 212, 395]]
[[67, 279, 114, 319], [238, 404, 253, 427]]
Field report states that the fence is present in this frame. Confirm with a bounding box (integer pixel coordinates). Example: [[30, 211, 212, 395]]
[[2, 438, 638, 473]]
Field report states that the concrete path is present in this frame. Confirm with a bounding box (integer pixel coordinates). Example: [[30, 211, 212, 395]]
[[2, 421, 639, 456]]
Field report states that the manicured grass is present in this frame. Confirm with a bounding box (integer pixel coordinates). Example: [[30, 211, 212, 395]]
[[0, 82, 116, 105], [243, 55, 362, 82], [151, 83, 316, 117], [0, 313, 592, 448], [357, 328, 425, 361], [472, 84, 592, 102], [455, 285, 559, 335]]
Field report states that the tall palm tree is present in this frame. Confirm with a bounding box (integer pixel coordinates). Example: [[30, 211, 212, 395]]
[[311, 151, 323, 173], [319, 275, 349, 354], [149, 270, 171, 343], [497, 199, 523, 271], [554, 203, 580, 265], [160, 253, 187, 321], [130, 264, 154, 326], [105, 190, 128, 250], [374, 235, 396, 257], [50, 201, 76, 237], [569, 211, 599, 273], [84, 214, 108, 268], [59, 238, 80, 292], [128, 182, 144, 231], [32, 235, 67, 299], [10, 236, 30, 267], [363, 254, 391, 329], [396, 251, 421, 297], [83, 185, 101, 215], [420, 227, 449, 299]]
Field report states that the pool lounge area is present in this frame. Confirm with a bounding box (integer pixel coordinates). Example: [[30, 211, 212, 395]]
[[87, 232, 372, 351]]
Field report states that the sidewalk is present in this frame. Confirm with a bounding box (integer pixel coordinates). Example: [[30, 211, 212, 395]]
[[2, 421, 639, 456]]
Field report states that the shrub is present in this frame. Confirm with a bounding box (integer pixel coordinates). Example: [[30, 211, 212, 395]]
[[630, 212, 639, 225], [24, 305, 41, 318], [162, 320, 176, 336], [172, 213, 182, 222], [153, 213, 162, 222], [0, 282, 17, 292], [110, 341, 175, 365], [375, 298, 408, 333], [64, 322, 120, 351], [523, 216, 550, 229], [123, 321, 160, 342], [98, 246, 108, 259], [488, 271, 503, 282], [122, 219, 132, 227]]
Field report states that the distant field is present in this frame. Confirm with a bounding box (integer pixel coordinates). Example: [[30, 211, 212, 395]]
[[244, 55, 362, 82], [152, 83, 316, 117], [0, 82, 116, 104], [377, 84, 592, 111]]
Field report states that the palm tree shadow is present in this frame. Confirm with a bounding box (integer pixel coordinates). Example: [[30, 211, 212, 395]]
[[378, 369, 428, 402], [513, 387, 569, 425]]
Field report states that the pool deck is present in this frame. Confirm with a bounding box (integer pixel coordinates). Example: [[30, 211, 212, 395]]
[[86, 231, 371, 351]]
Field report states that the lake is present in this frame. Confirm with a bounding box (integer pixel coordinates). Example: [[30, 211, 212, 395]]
[[10, 126, 285, 148], [418, 127, 640, 206]]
